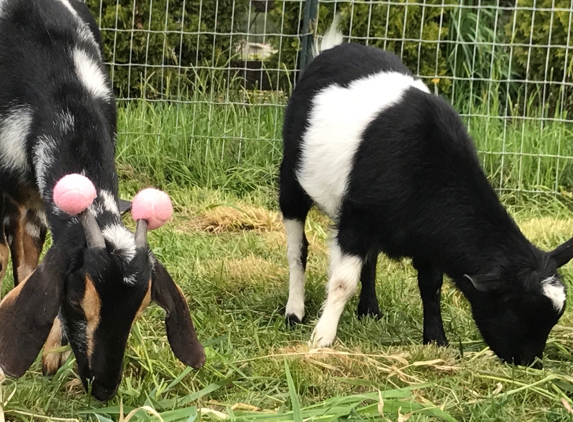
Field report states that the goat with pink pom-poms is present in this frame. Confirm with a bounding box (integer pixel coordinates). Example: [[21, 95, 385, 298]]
[[0, 0, 204, 402]]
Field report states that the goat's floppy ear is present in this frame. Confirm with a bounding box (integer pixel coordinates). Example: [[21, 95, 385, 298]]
[[463, 274, 506, 293], [0, 246, 68, 377], [151, 260, 206, 369], [549, 237, 573, 269]]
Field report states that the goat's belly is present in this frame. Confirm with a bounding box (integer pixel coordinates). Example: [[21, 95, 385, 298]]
[[295, 159, 344, 219]]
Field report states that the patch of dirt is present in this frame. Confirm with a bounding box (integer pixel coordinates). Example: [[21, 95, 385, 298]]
[[197, 255, 286, 284], [181, 204, 282, 233]]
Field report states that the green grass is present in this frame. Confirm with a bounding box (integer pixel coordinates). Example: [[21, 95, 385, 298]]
[[2, 100, 573, 421], [114, 97, 573, 198]]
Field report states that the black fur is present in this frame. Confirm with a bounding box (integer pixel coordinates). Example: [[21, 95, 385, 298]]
[[0, 0, 116, 214], [0, 0, 204, 400], [280, 42, 572, 366]]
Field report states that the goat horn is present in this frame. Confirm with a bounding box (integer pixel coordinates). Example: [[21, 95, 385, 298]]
[[134, 219, 148, 248], [52, 174, 105, 249], [131, 187, 173, 248], [78, 208, 106, 249]]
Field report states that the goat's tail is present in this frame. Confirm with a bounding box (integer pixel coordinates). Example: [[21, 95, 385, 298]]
[[312, 15, 343, 58]]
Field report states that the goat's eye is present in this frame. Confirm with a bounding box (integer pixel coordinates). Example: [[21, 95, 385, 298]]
[[67, 298, 83, 313]]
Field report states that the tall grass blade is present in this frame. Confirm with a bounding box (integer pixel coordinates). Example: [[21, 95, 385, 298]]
[[284, 360, 303, 422]]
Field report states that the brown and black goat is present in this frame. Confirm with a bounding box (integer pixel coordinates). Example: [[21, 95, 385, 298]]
[[0, 0, 205, 400]]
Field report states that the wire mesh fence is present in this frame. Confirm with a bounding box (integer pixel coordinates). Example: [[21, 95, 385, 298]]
[[89, 0, 573, 196]]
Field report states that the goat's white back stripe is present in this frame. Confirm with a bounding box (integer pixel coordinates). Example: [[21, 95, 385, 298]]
[[56, 0, 78, 18], [73, 49, 111, 100], [0, 106, 33, 175], [298, 71, 430, 219], [33, 135, 58, 196]]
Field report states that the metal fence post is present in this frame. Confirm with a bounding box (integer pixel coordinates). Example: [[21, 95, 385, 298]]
[[299, 0, 319, 74]]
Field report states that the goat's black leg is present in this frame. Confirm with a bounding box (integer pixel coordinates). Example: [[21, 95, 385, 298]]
[[413, 258, 448, 346], [279, 161, 313, 326], [357, 249, 381, 319]]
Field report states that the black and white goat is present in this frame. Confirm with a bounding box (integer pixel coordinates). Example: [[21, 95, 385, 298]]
[[0, 0, 205, 400], [280, 24, 573, 366]]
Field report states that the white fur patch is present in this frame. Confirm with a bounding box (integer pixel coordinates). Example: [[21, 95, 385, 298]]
[[56, 110, 75, 134], [284, 219, 306, 321], [56, 0, 78, 18], [33, 135, 58, 196], [55, 0, 99, 52], [123, 275, 137, 285], [77, 26, 97, 49], [315, 15, 343, 55], [542, 276, 566, 312], [0, 106, 33, 175], [102, 223, 136, 262], [298, 71, 430, 219], [310, 236, 362, 348], [25, 222, 41, 239], [37, 210, 48, 228], [100, 190, 119, 215], [73, 49, 111, 100], [90, 191, 119, 216]]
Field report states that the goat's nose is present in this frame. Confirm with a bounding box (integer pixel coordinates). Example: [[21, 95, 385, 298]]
[[515, 353, 543, 368], [91, 380, 119, 401]]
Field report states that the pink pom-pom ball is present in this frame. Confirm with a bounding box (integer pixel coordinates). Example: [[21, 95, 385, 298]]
[[53, 174, 97, 216], [131, 188, 173, 230]]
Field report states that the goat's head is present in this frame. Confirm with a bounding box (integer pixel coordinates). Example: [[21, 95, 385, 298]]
[[0, 175, 205, 401], [461, 240, 573, 366]]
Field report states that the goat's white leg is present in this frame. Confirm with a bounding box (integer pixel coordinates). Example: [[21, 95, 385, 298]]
[[285, 219, 308, 324], [311, 236, 362, 347]]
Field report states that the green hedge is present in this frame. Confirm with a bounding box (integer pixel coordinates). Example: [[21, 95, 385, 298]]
[[88, 0, 250, 99], [87, 0, 573, 115], [505, 0, 573, 116], [267, 1, 453, 94]]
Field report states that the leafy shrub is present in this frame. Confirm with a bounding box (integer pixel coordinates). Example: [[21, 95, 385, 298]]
[[446, 3, 518, 112], [505, 0, 573, 116], [267, 0, 454, 93], [87, 0, 250, 99], [86, 0, 573, 117]]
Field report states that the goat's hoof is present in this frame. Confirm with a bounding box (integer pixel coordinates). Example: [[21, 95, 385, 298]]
[[357, 306, 382, 320], [310, 323, 337, 348], [423, 337, 449, 347], [285, 314, 302, 327]]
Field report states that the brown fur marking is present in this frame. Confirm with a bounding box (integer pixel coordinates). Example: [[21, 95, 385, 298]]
[[42, 318, 70, 375], [0, 270, 33, 307], [135, 281, 152, 320], [4, 197, 46, 286], [82, 276, 102, 361], [0, 242, 8, 284]]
